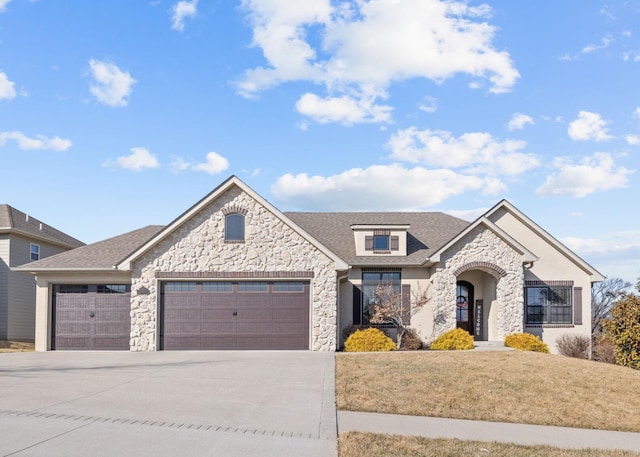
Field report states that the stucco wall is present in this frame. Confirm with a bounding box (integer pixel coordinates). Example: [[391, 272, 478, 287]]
[[431, 226, 524, 341], [130, 186, 337, 351]]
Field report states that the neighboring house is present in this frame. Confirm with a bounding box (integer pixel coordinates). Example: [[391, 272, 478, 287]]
[[18, 176, 603, 352], [0, 205, 84, 341]]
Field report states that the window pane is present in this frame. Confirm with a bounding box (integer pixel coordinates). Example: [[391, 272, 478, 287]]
[[238, 281, 268, 292], [225, 214, 245, 241], [526, 286, 572, 324], [97, 285, 129, 294], [57, 285, 89, 294], [273, 282, 304, 292], [202, 282, 232, 292], [30, 244, 40, 261], [373, 235, 389, 250], [166, 282, 196, 292]]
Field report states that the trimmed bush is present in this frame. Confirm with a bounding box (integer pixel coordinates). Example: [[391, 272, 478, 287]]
[[344, 328, 396, 352], [504, 333, 549, 353], [593, 336, 616, 364], [430, 328, 474, 350], [400, 328, 423, 350], [556, 334, 590, 359]]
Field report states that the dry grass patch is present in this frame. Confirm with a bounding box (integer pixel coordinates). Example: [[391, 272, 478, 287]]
[[336, 351, 640, 432], [339, 432, 640, 457], [0, 341, 35, 353]]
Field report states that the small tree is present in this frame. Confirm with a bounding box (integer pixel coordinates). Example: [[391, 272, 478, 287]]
[[602, 291, 640, 370], [592, 277, 631, 336], [368, 281, 428, 349]]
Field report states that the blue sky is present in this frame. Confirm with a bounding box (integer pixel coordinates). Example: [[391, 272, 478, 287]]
[[1, 0, 639, 283]]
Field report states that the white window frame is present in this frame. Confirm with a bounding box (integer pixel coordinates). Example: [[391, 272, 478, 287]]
[[30, 243, 40, 261]]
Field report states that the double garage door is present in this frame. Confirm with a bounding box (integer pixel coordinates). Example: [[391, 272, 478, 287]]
[[160, 281, 310, 350], [52, 281, 310, 350]]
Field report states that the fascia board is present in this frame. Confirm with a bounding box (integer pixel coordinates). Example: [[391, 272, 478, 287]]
[[427, 217, 538, 264], [116, 176, 348, 271], [488, 200, 605, 282]]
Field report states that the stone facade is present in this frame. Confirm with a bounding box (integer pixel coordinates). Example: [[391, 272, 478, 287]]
[[430, 226, 524, 340], [129, 186, 337, 351]]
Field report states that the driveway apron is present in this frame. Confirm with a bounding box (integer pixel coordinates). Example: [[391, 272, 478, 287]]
[[0, 351, 337, 457]]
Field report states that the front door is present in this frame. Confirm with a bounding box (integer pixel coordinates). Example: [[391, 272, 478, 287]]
[[456, 281, 474, 335]]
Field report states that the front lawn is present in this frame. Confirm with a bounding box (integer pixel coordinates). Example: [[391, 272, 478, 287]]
[[336, 351, 640, 432], [339, 432, 640, 457]]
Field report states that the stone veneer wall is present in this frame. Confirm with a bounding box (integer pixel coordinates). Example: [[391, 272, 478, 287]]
[[430, 226, 524, 340], [129, 186, 337, 351]]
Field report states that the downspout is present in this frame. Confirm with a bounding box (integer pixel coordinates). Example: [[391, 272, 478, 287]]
[[336, 268, 351, 350]]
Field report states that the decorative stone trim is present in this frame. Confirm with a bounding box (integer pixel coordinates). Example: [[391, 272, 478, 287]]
[[453, 261, 507, 277], [221, 205, 248, 216], [524, 280, 574, 286], [155, 271, 315, 279]]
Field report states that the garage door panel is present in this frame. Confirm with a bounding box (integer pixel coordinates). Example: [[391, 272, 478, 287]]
[[164, 308, 201, 321], [52, 285, 131, 350], [161, 281, 309, 350]]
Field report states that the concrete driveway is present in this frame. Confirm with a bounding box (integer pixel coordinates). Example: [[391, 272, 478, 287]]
[[0, 351, 337, 457]]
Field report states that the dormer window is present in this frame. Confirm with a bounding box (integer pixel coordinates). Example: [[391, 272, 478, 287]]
[[373, 235, 389, 251], [354, 225, 408, 256]]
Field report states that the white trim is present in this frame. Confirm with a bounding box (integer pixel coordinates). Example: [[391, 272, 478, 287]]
[[116, 176, 348, 271], [30, 242, 40, 261], [485, 200, 604, 282], [427, 216, 538, 264]]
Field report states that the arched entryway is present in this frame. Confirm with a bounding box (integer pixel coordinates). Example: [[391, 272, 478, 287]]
[[456, 281, 474, 334]]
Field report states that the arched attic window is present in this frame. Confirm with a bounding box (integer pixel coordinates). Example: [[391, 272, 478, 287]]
[[225, 213, 245, 242]]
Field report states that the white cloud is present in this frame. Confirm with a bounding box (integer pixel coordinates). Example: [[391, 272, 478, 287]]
[[192, 152, 229, 175], [88, 59, 136, 107], [0, 131, 72, 151], [626, 134, 640, 145], [507, 113, 534, 131], [536, 152, 633, 198], [0, 0, 10, 12], [634, 107, 640, 119], [387, 128, 540, 176], [171, 0, 197, 32], [581, 35, 614, 54], [445, 207, 489, 222], [237, 0, 519, 124], [0, 71, 16, 100], [271, 164, 502, 211], [295, 92, 392, 125], [562, 231, 640, 283], [108, 147, 159, 171], [567, 111, 612, 141], [418, 96, 438, 114]]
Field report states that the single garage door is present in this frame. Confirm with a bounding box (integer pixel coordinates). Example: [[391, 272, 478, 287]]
[[52, 284, 131, 350], [160, 281, 310, 350]]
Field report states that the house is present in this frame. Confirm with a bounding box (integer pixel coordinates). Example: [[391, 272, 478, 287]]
[[1, 205, 84, 341], [17, 176, 603, 352]]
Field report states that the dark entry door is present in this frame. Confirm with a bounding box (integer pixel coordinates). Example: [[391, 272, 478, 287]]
[[456, 281, 474, 335], [52, 284, 131, 350]]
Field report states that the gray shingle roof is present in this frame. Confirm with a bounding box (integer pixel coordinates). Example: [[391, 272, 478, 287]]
[[285, 212, 470, 265], [16, 225, 164, 270], [0, 204, 84, 248]]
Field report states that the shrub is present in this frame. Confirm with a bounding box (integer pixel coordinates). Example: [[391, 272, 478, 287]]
[[504, 333, 549, 353], [430, 328, 474, 350], [400, 328, 423, 350], [341, 323, 365, 343], [602, 293, 640, 369], [593, 336, 616, 364], [556, 334, 590, 359], [344, 328, 396, 352]]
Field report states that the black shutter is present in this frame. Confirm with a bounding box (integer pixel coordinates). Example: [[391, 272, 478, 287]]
[[390, 236, 399, 251], [573, 287, 583, 325], [401, 284, 411, 324], [365, 236, 373, 251], [353, 284, 362, 325]]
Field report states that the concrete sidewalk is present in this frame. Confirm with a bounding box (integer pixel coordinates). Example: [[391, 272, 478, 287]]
[[338, 411, 640, 453]]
